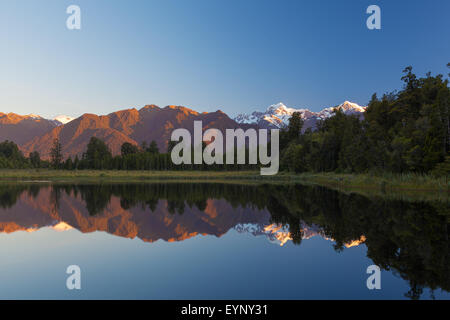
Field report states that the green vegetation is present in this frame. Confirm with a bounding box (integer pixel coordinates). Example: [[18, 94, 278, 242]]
[[0, 140, 29, 168], [0, 65, 448, 181], [50, 138, 63, 168], [279, 65, 450, 177], [0, 170, 447, 200], [293, 172, 448, 201], [0, 169, 261, 180]]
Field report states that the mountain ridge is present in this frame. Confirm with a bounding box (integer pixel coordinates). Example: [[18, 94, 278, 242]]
[[17, 105, 256, 159], [1, 101, 366, 159], [234, 101, 367, 130]]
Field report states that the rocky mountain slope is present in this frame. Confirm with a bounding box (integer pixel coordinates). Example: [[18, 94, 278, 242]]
[[2, 101, 365, 159], [0, 113, 59, 145], [19, 105, 255, 159]]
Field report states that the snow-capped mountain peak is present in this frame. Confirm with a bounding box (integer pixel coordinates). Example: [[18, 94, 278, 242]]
[[53, 115, 75, 125], [26, 114, 43, 119], [337, 101, 367, 113], [234, 101, 367, 131], [233, 222, 366, 248], [266, 102, 290, 114], [317, 101, 367, 119]]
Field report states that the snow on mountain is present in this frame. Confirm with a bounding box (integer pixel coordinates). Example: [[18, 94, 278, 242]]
[[26, 114, 43, 119], [234, 101, 367, 131], [234, 222, 324, 246], [317, 101, 367, 119], [0, 112, 75, 126], [52, 115, 75, 125], [233, 222, 366, 248]]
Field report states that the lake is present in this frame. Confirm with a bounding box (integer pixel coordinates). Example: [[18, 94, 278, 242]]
[[0, 182, 448, 299]]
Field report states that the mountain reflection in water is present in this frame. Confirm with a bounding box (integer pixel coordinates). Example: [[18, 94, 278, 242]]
[[0, 182, 448, 299]]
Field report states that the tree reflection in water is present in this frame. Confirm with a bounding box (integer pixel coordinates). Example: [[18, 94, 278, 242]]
[[0, 182, 448, 299]]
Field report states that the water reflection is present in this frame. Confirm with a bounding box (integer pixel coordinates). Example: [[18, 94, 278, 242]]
[[0, 182, 448, 299]]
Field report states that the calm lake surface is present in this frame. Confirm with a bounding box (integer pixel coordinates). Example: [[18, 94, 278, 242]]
[[0, 182, 448, 300]]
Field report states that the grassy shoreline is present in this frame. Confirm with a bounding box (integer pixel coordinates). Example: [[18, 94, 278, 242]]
[[0, 169, 448, 190]]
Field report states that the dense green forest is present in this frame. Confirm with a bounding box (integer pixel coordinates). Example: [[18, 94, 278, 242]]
[[280, 65, 450, 176], [0, 66, 448, 176]]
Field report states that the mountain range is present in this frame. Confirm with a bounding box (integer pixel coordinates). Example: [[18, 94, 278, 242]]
[[234, 101, 367, 131], [0, 113, 61, 146], [0, 185, 365, 248], [0, 101, 366, 160]]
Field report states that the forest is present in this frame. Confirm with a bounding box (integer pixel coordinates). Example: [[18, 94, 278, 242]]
[[0, 66, 449, 176], [280, 65, 450, 176]]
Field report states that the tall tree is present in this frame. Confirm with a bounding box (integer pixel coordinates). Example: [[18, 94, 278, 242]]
[[286, 112, 304, 142], [141, 141, 148, 152], [50, 138, 63, 169], [83, 137, 112, 169], [148, 140, 159, 154], [29, 151, 41, 168], [121, 142, 139, 156]]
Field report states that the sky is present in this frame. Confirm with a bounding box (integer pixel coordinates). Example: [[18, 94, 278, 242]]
[[0, 0, 449, 119]]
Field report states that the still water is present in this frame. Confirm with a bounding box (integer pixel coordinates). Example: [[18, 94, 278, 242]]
[[0, 182, 448, 299]]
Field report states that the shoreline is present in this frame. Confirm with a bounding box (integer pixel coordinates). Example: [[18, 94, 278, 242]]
[[0, 169, 448, 193]]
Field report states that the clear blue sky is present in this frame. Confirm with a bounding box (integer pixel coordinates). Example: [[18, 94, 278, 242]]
[[0, 0, 448, 118]]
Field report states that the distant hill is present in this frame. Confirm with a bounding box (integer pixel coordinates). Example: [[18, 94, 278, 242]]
[[18, 105, 255, 159], [0, 112, 58, 146], [2, 101, 366, 160]]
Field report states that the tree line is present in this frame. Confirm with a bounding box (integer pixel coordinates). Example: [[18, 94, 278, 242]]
[[279, 65, 450, 176], [0, 65, 448, 175], [0, 135, 259, 171]]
